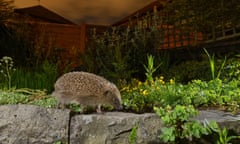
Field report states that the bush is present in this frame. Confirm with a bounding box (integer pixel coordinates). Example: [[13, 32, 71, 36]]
[[221, 57, 240, 82], [166, 59, 211, 83], [162, 53, 239, 83], [121, 77, 240, 113], [154, 105, 211, 143], [82, 17, 163, 83]]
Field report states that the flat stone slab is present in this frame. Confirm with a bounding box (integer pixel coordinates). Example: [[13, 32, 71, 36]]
[[70, 111, 240, 144], [70, 112, 162, 144], [196, 110, 240, 134], [196, 110, 240, 122], [0, 104, 70, 144], [0, 105, 239, 144]]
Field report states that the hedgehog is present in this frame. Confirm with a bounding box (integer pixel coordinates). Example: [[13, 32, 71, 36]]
[[52, 71, 122, 113]]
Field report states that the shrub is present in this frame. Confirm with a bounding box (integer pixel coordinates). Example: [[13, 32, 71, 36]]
[[154, 105, 211, 143], [82, 16, 163, 83], [121, 76, 180, 113], [221, 57, 240, 82]]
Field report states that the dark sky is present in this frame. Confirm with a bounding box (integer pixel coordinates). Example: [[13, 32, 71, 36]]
[[14, 0, 155, 25]]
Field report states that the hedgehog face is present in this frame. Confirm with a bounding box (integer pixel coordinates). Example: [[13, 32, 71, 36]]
[[111, 96, 123, 110], [104, 90, 122, 110]]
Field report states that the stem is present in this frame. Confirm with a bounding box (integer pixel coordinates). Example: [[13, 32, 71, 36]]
[[6, 63, 11, 89], [204, 48, 215, 79], [4, 62, 12, 90]]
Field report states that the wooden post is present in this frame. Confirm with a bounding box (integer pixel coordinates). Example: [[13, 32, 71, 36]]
[[80, 22, 86, 54], [153, 5, 158, 14]]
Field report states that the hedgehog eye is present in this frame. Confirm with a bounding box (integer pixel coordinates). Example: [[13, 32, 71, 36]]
[[112, 97, 119, 104], [104, 90, 111, 97], [112, 97, 117, 102]]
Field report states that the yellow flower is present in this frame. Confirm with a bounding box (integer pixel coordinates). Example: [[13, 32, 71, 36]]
[[142, 90, 148, 96], [160, 76, 164, 80], [150, 81, 154, 86], [159, 79, 165, 84], [133, 87, 137, 90], [170, 79, 174, 84], [138, 81, 142, 86]]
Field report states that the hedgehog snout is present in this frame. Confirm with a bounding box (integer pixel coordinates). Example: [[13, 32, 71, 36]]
[[117, 104, 123, 110], [113, 98, 123, 110]]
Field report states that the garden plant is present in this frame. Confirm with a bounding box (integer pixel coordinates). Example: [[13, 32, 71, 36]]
[[0, 0, 240, 142]]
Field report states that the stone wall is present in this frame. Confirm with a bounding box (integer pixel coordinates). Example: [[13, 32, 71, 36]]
[[0, 104, 239, 144]]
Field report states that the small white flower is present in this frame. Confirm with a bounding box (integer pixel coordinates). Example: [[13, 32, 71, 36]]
[[4, 59, 9, 64], [3, 56, 11, 60]]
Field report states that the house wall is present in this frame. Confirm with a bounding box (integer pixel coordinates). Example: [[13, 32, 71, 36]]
[[32, 22, 108, 70], [32, 22, 86, 69]]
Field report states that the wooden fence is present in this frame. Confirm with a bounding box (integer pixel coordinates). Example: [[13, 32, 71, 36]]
[[158, 25, 204, 49]]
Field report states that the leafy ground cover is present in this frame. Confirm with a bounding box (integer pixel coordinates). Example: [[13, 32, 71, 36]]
[[0, 54, 240, 143], [0, 75, 239, 113], [121, 77, 240, 114]]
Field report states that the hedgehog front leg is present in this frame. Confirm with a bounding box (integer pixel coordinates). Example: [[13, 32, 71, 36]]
[[56, 100, 66, 109], [96, 104, 102, 113], [80, 105, 86, 114]]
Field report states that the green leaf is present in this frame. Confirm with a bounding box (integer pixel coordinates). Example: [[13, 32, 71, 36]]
[[160, 127, 176, 142]]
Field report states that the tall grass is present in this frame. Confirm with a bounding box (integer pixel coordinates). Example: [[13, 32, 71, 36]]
[[204, 48, 226, 80], [143, 54, 161, 81], [0, 60, 58, 93]]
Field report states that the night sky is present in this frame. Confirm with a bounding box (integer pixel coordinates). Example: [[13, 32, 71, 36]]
[[14, 0, 155, 25]]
